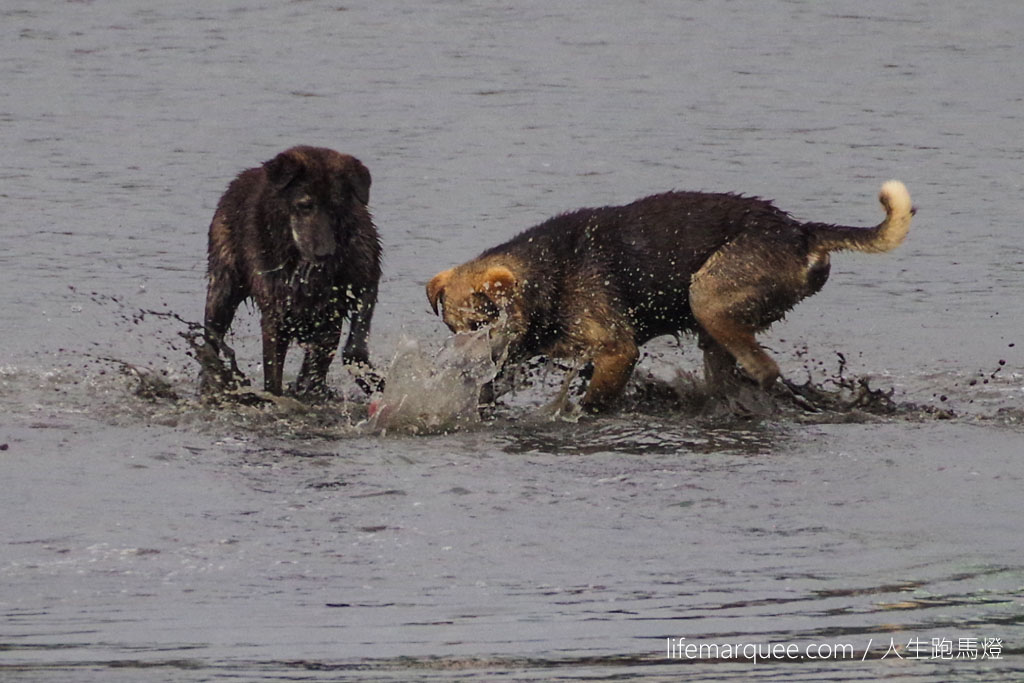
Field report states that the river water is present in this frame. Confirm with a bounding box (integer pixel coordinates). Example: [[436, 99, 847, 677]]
[[2, 1, 1022, 680]]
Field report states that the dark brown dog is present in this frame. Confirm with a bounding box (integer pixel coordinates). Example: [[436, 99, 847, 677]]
[[202, 146, 382, 397], [427, 181, 913, 412]]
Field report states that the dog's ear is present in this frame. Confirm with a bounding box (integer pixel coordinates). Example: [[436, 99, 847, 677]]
[[427, 269, 454, 315], [264, 150, 304, 190], [346, 158, 371, 205], [477, 266, 517, 305]]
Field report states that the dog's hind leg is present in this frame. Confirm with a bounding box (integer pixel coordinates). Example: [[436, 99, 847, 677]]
[[694, 312, 780, 390], [689, 235, 809, 390], [203, 274, 244, 350], [201, 274, 246, 395], [698, 329, 750, 393]]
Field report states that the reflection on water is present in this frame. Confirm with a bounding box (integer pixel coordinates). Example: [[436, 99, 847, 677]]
[[497, 417, 781, 457]]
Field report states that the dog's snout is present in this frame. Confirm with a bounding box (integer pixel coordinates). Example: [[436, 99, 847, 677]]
[[291, 223, 336, 262], [311, 238, 336, 259]]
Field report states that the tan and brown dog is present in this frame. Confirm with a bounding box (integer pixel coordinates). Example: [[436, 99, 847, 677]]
[[427, 181, 913, 412]]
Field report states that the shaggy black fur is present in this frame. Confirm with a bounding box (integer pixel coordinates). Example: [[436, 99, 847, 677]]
[[203, 146, 382, 397]]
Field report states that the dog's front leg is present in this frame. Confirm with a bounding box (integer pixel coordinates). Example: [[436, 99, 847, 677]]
[[341, 285, 382, 393], [261, 317, 289, 395], [579, 340, 639, 413]]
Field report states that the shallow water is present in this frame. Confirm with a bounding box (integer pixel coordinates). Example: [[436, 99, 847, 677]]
[[3, 0, 1023, 680]]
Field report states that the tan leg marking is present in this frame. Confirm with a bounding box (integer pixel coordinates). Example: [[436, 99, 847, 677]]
[[695, 310, 779, 389], [581, 339, 640, 412], [690, 250, 782, 390]]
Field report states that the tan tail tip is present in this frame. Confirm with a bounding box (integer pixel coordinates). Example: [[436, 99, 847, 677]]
[[879, 180, 913, 216]]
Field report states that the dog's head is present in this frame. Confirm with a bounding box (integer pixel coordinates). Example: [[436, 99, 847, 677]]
[[427, 262, 525, 355], [264, 146, 371, 263]]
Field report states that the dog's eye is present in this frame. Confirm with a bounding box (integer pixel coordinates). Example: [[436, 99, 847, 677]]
[[294, 196, 315, 213], [471, 292, 501, 321]]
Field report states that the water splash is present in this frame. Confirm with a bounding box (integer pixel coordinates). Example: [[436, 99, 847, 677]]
[[365, 332, 499, 435], [54, 300, 1012, 439], [616, 349, 959, 423]]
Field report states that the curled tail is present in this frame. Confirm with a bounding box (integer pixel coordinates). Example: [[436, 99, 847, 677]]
[[809, 180, 914, 255]]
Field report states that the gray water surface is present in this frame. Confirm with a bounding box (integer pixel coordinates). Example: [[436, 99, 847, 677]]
[[2, 1, 1022, 680]]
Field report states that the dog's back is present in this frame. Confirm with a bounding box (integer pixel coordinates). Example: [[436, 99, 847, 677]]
[[480, 191, 801, 345], [589, 192, 800, 341], [207, 167, 270, 285]]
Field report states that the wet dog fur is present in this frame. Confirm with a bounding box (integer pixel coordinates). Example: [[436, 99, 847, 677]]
[[203, 146, 382, 397], [427, 181, 913, 412]]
